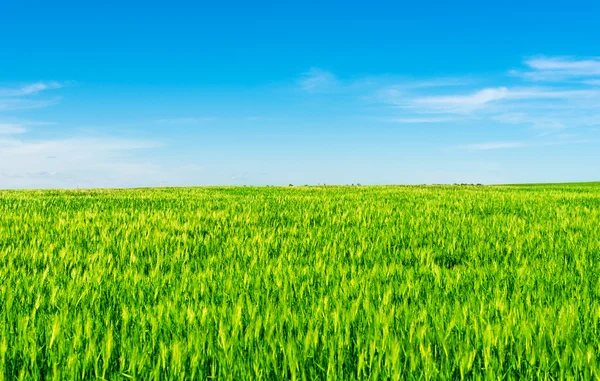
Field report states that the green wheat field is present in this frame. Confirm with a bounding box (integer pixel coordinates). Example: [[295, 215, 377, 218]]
[[1, 183, 600, 380]]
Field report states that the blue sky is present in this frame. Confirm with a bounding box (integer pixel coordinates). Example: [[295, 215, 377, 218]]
[[1, 0, 599, 188]]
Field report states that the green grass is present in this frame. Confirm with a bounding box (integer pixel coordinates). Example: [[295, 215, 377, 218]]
[[1, 184, 600, 380]]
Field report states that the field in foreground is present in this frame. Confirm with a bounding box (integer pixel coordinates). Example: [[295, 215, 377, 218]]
[[1, 184, 600, 380]]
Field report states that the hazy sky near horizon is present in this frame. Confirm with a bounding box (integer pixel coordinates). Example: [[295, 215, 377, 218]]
[[1, 0, 600, 188]]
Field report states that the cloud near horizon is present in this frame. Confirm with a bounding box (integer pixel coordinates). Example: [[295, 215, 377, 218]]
[[0, 123, 27, 135], [0, 135, 161, 188], [0, 81, 164, 189], [2, 57, 600, 189]]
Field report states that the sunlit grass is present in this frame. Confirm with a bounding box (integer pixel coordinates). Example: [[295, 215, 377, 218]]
[[1, 184, 599, 379]]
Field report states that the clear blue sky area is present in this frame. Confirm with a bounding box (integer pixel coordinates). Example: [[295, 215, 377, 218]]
[[1, 0, 599, 188]]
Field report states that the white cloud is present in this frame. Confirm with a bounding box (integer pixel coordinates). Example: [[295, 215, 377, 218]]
[[0, 120, 53, 135], [317, 58, 600, 143], [299, 68, 339, 93], [0, 81, 171, 189], [526, 56, 600, 73], [156, 117, 215, 124], [492, 113, 568, 131], [411, 86, 600, 114], [0, 97, 61, 111], [384, 117, 454, 124], [413, 87, 510, 113], [461, 141, 525, 151], [459, 138, 597, 151], [387, 78, 473, 90], [0, 81, 65, 97], [0, 123, 27, 135], [0, 136, 160, 189], [513, 56, 600, 82], [0, 81, 65, 111]]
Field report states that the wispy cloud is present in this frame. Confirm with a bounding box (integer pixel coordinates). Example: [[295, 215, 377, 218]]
[[0, 81, 65, 97], [0, 123, 27, 135], [409, 87, 599, 114], [0, 120, 56, 134], [0, 97, 61, 111], [458, 138, 596, 151], [0, 81, 66, 112], [412, 87, 510, 113], [156, 117, 215, 125], [512, 56, 600, 82], [337, 56, 600, 153], [292, 61, 600, 148], [384, 117, 455, 124], [299, 68, 339, 93], [383, 77, 473, 91], [0, 81, 177, 189], [527, 57, 600, 71], [0, 136, 160, 188], [492, 113, 568, 131], [0, 136, 156, 155], [460, 141, 525, 151]]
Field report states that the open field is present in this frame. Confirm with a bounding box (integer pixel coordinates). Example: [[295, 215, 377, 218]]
[[1, 184, 600, 380]]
